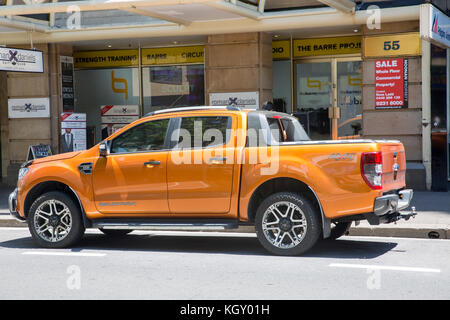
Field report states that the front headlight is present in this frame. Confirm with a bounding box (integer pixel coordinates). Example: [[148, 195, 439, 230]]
[[18, 168, 29, 181]]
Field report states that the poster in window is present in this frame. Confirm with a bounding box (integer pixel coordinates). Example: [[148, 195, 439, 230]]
[[61, 56, 75, 112], [61, 113, 87, 152]]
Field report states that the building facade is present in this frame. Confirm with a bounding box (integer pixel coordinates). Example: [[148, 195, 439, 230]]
[[0, 0, 449, 191]]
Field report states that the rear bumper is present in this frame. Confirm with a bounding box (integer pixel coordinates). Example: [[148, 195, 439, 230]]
[[365, 189, 416, 225], [8, 188, 26, 222], [373, 189, 413, 216]]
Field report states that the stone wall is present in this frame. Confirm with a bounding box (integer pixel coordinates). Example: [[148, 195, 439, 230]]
[[205, 32, 273, 106]]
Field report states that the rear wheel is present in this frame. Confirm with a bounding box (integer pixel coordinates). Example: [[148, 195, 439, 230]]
[[99, 229, 133, 237], [255, 192, 321, 256], [28, 191, 85, 248]]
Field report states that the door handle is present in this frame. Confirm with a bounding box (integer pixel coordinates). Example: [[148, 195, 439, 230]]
[[208, 157, 227, 164], [144, 160, 160, 166]]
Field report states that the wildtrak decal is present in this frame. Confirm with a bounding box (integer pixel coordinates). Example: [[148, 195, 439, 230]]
[[328, 153, 356, 161], [98, 202, 136, 207]]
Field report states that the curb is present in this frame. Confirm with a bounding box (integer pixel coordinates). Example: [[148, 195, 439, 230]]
[[0, 217, 449, 239], [0, 216, 27, 228], [348, 225, 450, 239]]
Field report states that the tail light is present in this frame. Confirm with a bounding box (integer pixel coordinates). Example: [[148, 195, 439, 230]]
[[361, 152, 383, 190]]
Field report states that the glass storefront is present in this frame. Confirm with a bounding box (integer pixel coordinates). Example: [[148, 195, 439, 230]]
[[291, 58, 362, 140], [74, 67, 140, 146], [273, 37, 362, 141], [142, 64, 205, 114], [295, 61, 332, 141], [337, 61, 362, 139], [272, 60, 292, 113], [73, 46, 206, 146]]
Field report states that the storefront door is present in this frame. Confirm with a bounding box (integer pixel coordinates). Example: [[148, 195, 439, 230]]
[[294, 58, 362, 140]]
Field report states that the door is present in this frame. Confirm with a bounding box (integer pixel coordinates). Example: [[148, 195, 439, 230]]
[[337, 60, 363, 139], [294, 58, 362, 140], [295, 61, 332, 140], [92, 118, 170, 214], [167, 115, 235, 214]]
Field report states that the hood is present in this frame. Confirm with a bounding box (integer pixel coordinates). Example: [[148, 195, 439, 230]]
[[32, 151, 82, 165]]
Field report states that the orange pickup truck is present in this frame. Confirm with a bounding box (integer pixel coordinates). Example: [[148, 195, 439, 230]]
[[9, 106, 415, 255]]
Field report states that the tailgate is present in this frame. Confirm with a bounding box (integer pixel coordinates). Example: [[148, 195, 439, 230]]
[[379, 142, 406, 192]]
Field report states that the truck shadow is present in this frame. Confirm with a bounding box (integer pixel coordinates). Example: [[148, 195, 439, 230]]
[[0, 232, 398, 259]]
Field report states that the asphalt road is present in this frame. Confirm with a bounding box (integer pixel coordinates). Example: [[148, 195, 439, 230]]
[[0, 227, 448, 300]]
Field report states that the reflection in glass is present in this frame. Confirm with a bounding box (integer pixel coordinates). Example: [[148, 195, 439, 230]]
[[337, 61, 362, 139], [143, 64, 205, 114], [295, 62, 331, 140]]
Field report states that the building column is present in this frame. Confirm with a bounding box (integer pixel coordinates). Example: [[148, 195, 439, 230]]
[[205, 32, 273, 107], [0, 72, 8, 183]]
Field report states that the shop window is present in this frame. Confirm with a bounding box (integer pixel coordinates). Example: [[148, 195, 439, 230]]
[[74, 68, 140, 145], [143, 65, 205, 114], [273, 60, 292, 113]]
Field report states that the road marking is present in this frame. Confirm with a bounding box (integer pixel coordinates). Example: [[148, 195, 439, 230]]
[[22, 251, 106, 257], [329, 263, 441, 273]]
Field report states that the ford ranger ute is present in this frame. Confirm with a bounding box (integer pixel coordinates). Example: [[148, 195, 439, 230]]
[[9, 106, 415, 256]]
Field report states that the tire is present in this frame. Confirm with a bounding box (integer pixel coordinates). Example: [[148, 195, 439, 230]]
[[28, 191, 85, 248], [327, 221, 352, 240], [99, 229, 133, 236], [255, 192, 321, 256]]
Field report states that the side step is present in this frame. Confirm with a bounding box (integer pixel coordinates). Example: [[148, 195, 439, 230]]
[[90, 218, 240, 231]]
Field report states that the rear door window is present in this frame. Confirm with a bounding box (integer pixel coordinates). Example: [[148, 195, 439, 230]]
[[172, 116, 232, 149]]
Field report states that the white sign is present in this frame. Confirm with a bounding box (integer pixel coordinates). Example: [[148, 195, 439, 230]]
[[8, 98, 50, 118], [0, 47, 44, 73], [421, 4, 450, 48], [209, 92, 259, 109], [61, 113, 87, 152]]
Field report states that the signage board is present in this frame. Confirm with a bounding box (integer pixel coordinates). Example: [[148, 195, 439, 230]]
[[27, 144, 52, 161], [0, 47, 44, 73], [272, 41, 291, 59], [141, 46, 204, 65], [8, 98, 50, 118], [100, 105, 139, 139], [420, 4, 450, 48], [74, 50, 139, 68], [209, 92, 259, 109], [61, 56, 75, 112], [363, 33, 421, 58], [294, 36, 361, 57], [374, 59, 408, 109], [61, 113, 87, 152]]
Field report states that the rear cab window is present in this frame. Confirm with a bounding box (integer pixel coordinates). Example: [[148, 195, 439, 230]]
[[247, 111, 310, 146]]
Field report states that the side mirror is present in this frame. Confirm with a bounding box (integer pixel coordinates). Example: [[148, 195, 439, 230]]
[[99, 141, 108, 157]]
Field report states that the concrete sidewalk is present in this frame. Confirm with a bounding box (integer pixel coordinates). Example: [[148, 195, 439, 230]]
[[1, 184, 449, 239]]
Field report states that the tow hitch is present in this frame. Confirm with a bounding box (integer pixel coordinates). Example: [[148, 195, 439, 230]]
[[399, 206, 417, 221], [387, 207, 417, 224]]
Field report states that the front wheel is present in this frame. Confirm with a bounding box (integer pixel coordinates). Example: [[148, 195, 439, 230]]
[[28, 191, 85, 248], [255, 192, 321, 256]]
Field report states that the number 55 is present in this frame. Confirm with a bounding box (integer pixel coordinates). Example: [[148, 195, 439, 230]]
[[384, 40, 400, 50]]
